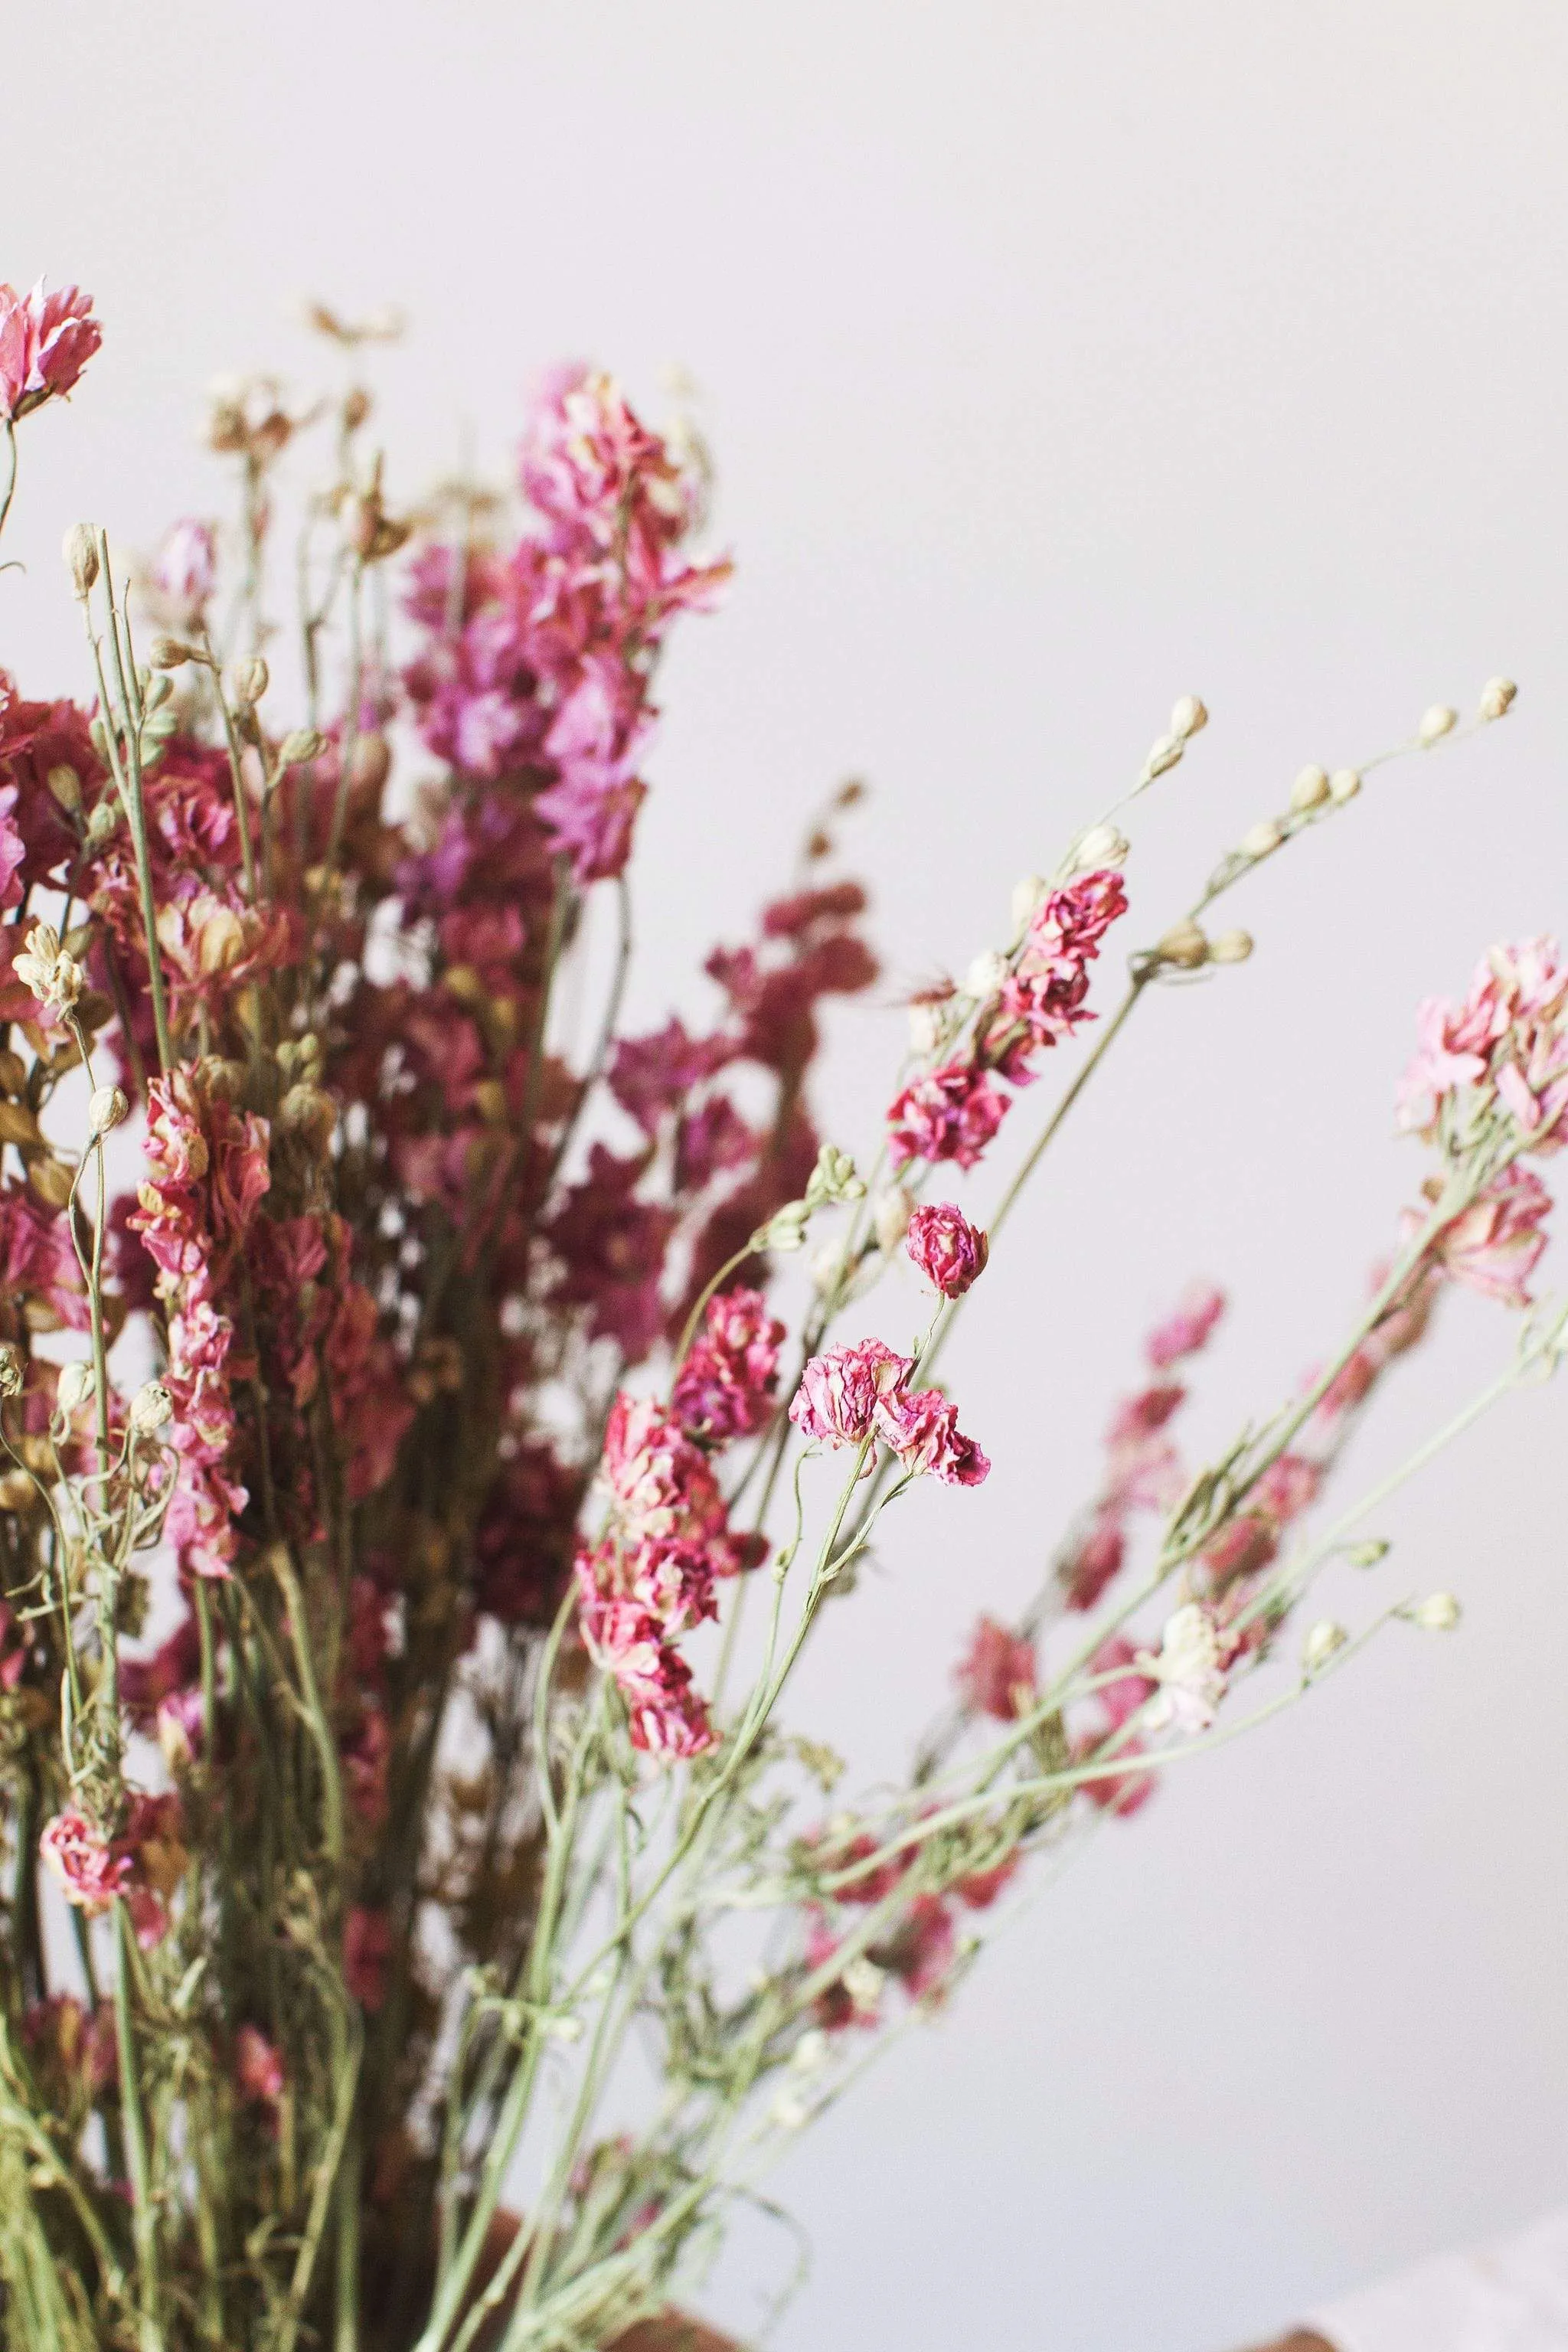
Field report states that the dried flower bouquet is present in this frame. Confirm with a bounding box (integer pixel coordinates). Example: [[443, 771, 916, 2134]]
[[0, 276, 1558, 2352]]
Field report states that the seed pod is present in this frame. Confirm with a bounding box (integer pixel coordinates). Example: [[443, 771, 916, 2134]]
[[1417, 703, 1458, 746], [55, 1362, 94, 1416], [232, 655, 270, 707], [89, 1085, 129, 1136], [1010, 874, 1047, 927], [1210, 929, 1253, 964], [1140, 732, 1184, 784], [63, 524, 100, 597], [278, 729, 327, 768], [1240, 819, 1283, 860], [1478, 676, 1517, 720], [1155, 918, 1209, 970], [1302, 1619, 1348, 1673], [1411, 1592, 1461, 1631], [129, 1380, 174, 1434], [1073, 822, 1130, 871], [1328, 767, 1361, 804], [1169, 694, 1208, 740], [1289, 764, 1330, 812], [148, 635, 199, 671], [84, 799, 119, 848], [965, 950, 1008, 1000], [46, 764, 82, 815]]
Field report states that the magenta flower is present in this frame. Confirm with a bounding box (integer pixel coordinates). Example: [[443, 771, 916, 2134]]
[[0, 281, 100, 423], [672, 1285, 784, 1442], [235, 2024, 286, 2109], [789, 1338, 913, 1448], [1144, 1281, 1225, 1370], [344, 1906, 392, 2011], [955, 1616, 1036, 1719], [887, 1063, 1009, 1170], [905, 1202, 988, 1298], [874, 1385, 991, 1485]]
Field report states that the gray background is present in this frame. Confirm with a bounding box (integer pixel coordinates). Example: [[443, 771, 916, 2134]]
[[5, 6, 1567, 2347]]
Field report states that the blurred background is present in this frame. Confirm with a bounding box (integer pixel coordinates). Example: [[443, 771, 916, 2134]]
[[5, 5, 1568, 2346]]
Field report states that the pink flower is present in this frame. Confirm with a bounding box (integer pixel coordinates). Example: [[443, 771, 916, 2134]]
[[344, 1907, 392, 2011], [955, 1853, 1021, 1909], [672, 1285, 785, 1443], [874, 1385, 991, 1485], [40, 1811, 129, 1912], [955, 1616, 1036, 1719], [609, 1017, 734, 1135], [235, 2024, 286, 2109], [789, 1338, 913, 1447], [0, 282, 100, 423], [625, 1675, 719, 1760], [600, 1392, 728, 1547], [881, 1893, 957, 2001], [905, 1202, 989, 1298], [887, 1063, 1009, 1170], [1089, 1634, 1158, 1733], [1061, 1513, 1125, 1610], [1416, 1164, 1553, 1305], [1145, 1282, 1226, 1370]]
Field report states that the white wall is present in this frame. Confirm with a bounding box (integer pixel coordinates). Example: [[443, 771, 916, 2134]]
[[4, 6, 1567, 2346]]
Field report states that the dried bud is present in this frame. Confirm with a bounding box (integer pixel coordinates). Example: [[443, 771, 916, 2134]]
[[63, 524, 100, 598], [1302, 1619, 1348, 1674], [964, 950, 1009, 1000], [342, 385, 373, 433], [1155, 918, 1209, 971], [1140, 732, 1183, 784], [46, 764, 82, 815], [88, 1085, 129, 1136], [907, 1000, 947, 1057], [0, 1345, 23, 1399], [1328, 767, 1361, 805], [279, 1082, 337, 1156], [350, 732, 392, 795], [1010, 874, 1047, 928], [84, 799, 119, 848], [231, 655, 270, 707], [1072, 822, 1130, 871], [1169, 694, 1208, 740], [129, 1380, 173, 1435], [278, 729, 327, 768], [1289, 764, 1330, 813], [148, 635, 198, 671], [873, 1184, 913, 1256], [1417, 703, 1458, 746], [805, 1143, 865, 1207], [1344, 1538, 1389, 1567], [1209, 929, 1253, 965], [1239, 819, 1283, 861], [1411, 1592, 1461, 1632], [1478, 676, 1517, 721], [809, 1239, 848, 1296], [753, 1200, 811, 1253], [841, 1955, 885, 2014], [55, 1362, 93, 1416]]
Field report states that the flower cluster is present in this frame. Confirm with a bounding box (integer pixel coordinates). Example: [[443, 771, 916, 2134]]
[[789, 1334, 990, 1485], [0, 280, 100, 424], [887, 867, 1129, 1170]]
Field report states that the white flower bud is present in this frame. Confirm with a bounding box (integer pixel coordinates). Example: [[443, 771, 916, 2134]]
[[1169, 694, 1208, 740], [1302, 1619, 1348, 1674], [790, 2027, 829, 2074], [873, 1185, 913, 1256], [1209, 929, 1253, 965], [1344, 1538, 1389, 1568], [769, 2089, 810, 2132], [129, 1380, 173, 1435], [1239, 819, 1282, 860], [88, 1085, 129, 1136], [1289, 764, 1331, 813], [63, 523, 100, 599], [842, 1955, 885, 2014], [809, 1240, 848, 1296], [1140, 732, 1184, 784], [907, 1000, 947, 1057], [1010, 874, 1047, 928], [1417, 703, 1458, 746], [1478, 676, 1517, 721], [965, 950, 1009, 1000], [1072, 822, 1130, 872], [545, 2013, 583, 2043], [1411, 1592, 1461, 1632], [54, 1362, 94, 1416], [1328, 767, 1361, 805]]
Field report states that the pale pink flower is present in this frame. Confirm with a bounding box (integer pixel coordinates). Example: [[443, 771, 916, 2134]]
[[0, 281, 100, 423], [881, 1892, 957, 2001], [789, 1338, 913, 1448], [1061, 1514, 1125, 1611], [1145, 1281, 1226, 1370], [39, 1811, 129, 1913], [955, 1616, 1036, 1719], [1416, 1163, 1553, 1305], [626, 1677, 719, 1760], [1140, 1602, 1226, 1734], [874, 1385, 991, 1485], [905, 1202, 988, 1298], [887, 1063, 1009, 1170], [149, 519, 217, 627]]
